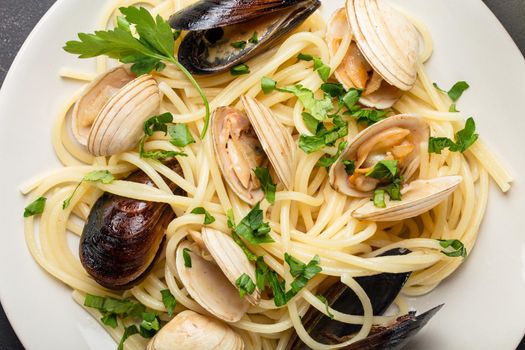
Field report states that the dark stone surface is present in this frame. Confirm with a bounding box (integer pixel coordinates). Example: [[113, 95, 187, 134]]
[[0, 0, 523, 349]]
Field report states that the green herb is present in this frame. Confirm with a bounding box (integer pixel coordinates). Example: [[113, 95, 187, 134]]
[[373, 189, 386, 208], [231, 63, 250, 76], [429, 117, 478, 154], [64, 6, 210, 138], [84, 294, 145, 316], [172, 29, 181, 41], [191, 207, 215, 225], [232, 231, 257, 262], [160, 289, 177, 317], [24, 197, 47, 217], [297, 53, 313, 61], [278, 85, 333, 121], [320, 82, 346, 98], [342, 89, 362, 110], [255, 256, 269, 290], [438, 239, 467, 258], [234, 203, 274, 244], [254, 167, 276, 204], [261, 76, 277, 94], [316, 295, 334, 319], [248, 32, 259, 44], [313, 57, 331, 82], [140, 312, 160, 332], [342, 160, 355, 175], [433, 81, 470, 111], [118, 325, 139, 350], [317, 141, 347, 168], [365, 160, 398, 180], [350, 108, 387, 126], [235, 273, 256, 297], [285, 254, 322, 300], [267, 270, 287, 307], [231, 40, 247, 49], [139, 113, 188, 159], [101, 313, 118, 328], [299, 115, 348, 154], [143, 112, 172, 135], [168, 124, 195, 147], [182, 248, 192, 267], [227, 208, 236, 228], [63, 170, 115, 209], [384, 177, 402, 200], [140, 150, 186, 159], [302, 112, 320, 134]]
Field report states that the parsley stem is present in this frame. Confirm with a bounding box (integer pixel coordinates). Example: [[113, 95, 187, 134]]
[[167, 57, 210, 139]]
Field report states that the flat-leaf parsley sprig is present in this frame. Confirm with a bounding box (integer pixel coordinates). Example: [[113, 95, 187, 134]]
[[63, 6, 211, 138]]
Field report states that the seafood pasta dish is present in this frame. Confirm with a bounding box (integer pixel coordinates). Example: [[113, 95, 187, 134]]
[[20, 0, 512, 349]]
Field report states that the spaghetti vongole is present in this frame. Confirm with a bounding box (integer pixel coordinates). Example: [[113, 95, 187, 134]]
[[21, 0, 513, 349]]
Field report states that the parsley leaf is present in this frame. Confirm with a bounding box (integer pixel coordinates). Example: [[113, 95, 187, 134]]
[[64, 6, 210, 138], [365, 160, 398, 180], [254, 167, 276, 204], [316, 295, 334, 319], [433, 81, 470, 112], [191, 207, 215, 225], [267, 270, 287, 307], [302, 112, 320, 134], [101, 313, 118, 328], [342, 89, 362, 110], [139, 113, 189, 159], [342, 160, 355, 175], [63, 170, 115, 209], [118, 325, 139, 350], [231, 41, 246, 49], [313, 57, 331, 82], [297, 53, 313, 61], [168, 124, 195, 147], [284, 254, 322, 300], [321, 83, 346, 98], [299, 115, 348, 154], [384, 177, 402, 200], [234, 203, 274, 244], [235, 273, 256, 297], [182, 248, 192, 267], [350, 108, 387, 126], [232, 231, 257, 262], [140, 150, 186, 159], [278, 85, 333, 121], [373, 189, 386, 208], [227, 209, 236, 229], [255, 256, 269, 290], [261, 76, 277, 94], [438, 239, 467, 258], [231, 63, 250, 76], [248, 32, 259, 44], [429, 117, 478, 154], [160, 289, 177, 317], [24, 197, 47, 217], [317, 141, 347, 168], [140, 312, 160, 332]]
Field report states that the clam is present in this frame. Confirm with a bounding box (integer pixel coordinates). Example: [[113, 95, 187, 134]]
[[212, 96, 295, 205], [326, 0, 420, 109], [169, 0, 320, 74], [80, 160, 182, 290], [72, 66, 161, 156], [147, 310, 244, 350], [329, 115, 462, 221], [176, 228, 260, 323]]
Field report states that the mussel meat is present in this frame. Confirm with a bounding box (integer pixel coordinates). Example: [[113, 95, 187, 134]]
[[79, 160, 182, 290], [169, 0, 320, 74]]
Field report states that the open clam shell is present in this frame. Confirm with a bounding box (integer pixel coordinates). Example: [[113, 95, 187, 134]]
[[176, 241, 249, 323], [329, 114, 429, 198], [72, 66, 161, 156], [352, 176, 462, 222], [170, 0, 320, 74], [147, 310, 244, 350], [345, 0, 419, 91], [202, 227, 260, 305]]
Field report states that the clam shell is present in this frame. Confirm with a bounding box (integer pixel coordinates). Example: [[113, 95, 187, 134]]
[[87, 73, 160, 156], [176, 241, 249, 323], [147, 310, 244, 350], [202, 228, 260, 305], [241, 96, 295, 190], [352, 175, 462, 222], [71, 66, 135, 146], [329, 114, 429, 197], [346, 0, 419, 91]]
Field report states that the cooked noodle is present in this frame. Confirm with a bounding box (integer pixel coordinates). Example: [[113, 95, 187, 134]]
[[21, 0, 513, 349]]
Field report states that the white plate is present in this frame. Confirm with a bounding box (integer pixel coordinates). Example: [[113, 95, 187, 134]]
[[0, 0, 524, 349]]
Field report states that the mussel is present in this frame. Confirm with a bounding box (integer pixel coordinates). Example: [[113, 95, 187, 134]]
[[79, 160, 182, 290], [326, 0, 420, 108], [176, 228, 260, 322], [288, 249, 443, 350], [329, 114, 462, 221], [147, 310, 244, 350], [169, 0, 321, 74], [71, 66, 161, 156], [212, 96, 295, 204]]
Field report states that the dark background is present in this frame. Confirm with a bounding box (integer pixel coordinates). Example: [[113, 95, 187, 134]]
[[0, 0, 524, 349]]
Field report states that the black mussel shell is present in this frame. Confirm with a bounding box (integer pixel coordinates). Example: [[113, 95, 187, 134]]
[[169, 0, 317, 31], [288, 248, 414, 349], [79, 161, 183, 290], [175, 0, 320, 74]]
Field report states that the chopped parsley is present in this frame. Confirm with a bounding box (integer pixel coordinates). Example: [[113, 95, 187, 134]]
[[278, 85, 333, 121], [139, 113, 188, 159], [160, 289, 177, 317], [182, 248, 192, 267], [63, 170, 115, 209], [365, 160, 399, 180], [167, 123, 195, 147], [24, 197, 47, 217], [298, 115, 348, 154], [297, 53, 331, 82], [118, 325, 139, 350], [231, 231, 257, 262], [190, 207, 215, 225], [284, 254, 322, 300], [342, 160, 355, 175], [439, 239, 467, 258], [316, 294, 334, 319], [373, 189, 386, 208], [316, 141, 347, 168], [428, 117, 478, 154], [235, 273, 256, 297], [232, 203, 274, 244], [248, 32, 259, 44], [433, 81, 470, 111], [230, 63, 250, 76], [230, 40, 246, 49], [254, 167, 276, 204], [261, 76, 277, 94]]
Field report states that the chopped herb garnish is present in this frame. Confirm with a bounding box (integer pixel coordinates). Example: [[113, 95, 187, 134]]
[[227, 209, 236, 229], [231, 40, 247, 49], [384, 177, 402, 201], [118, 325, 139, 350], [230, 63, 250, 76], [182, 248, 192, 268], [168, 123, 195, 147], [350, 108, 388, 126], [191, 207, 215, 225], [366, 160, 398, 180], [267, 269, 287, 307], [139, 113, 188, 159], [373, 189, 386, 208], [140, 150, 186, 159], [63, 170, 115, 209], [278, 85, 333, 121], [297, 53, 313, 61], [302, 112, 320, 134], [433, 81, 470, 111], [233, 203, 274, 244], [24, 197, 46, 217], [140, 312, 160, 332], [232, 231, 257, 261], [316, 295, 334, 319], [321, 82, 346, 98], [342, 89, 362, 110], [235, 273, 256, 297], [313, 57, 331, 82], [438, 239, 467, 258], [299, 115, 348, 154], [254, 167, 276, 204], [285, 254, 322, 300], [160, 289, 177, 317], [63, 6, 210, 138], [342, 160, 355, 175], [255, 256, 269, 290], [317, 141, 347, 168], [248, 32, 259, 44], [101, 313, 118, 328], [429, 117, 478, 154], [261, 76, 277, 94]]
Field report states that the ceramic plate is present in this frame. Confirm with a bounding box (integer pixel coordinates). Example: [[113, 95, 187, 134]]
[[0, 0, 524, 349]]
